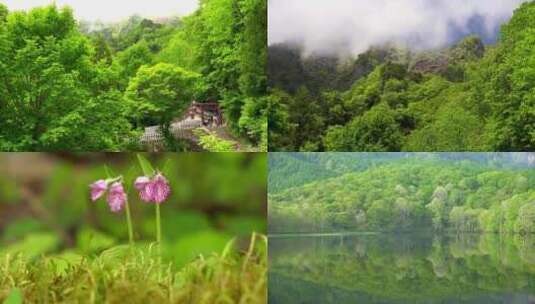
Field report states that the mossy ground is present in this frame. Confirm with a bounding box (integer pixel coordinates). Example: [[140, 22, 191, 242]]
[[0, 234, 267, 304]]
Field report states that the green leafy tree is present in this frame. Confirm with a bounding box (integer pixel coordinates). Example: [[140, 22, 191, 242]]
[[0, 5, 131, 151], [516, 202, 535, 234], [91, 35, 113, 65], [115, 41, 153, 87], [0, 4, 7, 22], [239, 96, 267, 146], [125, 63, 202, 129], [289, 87, 325, 150], [470, 2, 535, 151], [267, 90, 295, 151], [327, 103, 403, 151], [404, 106, 485, 151], [323, 126, 352, 151]]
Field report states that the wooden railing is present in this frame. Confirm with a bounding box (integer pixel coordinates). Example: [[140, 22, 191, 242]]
[[139, 101, 224, 150]]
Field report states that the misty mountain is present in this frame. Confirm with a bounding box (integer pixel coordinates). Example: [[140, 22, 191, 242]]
[[269, 35, 486, 94], [268, 44, 400, 93]]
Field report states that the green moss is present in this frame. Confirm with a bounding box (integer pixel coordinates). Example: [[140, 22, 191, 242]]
[[0, 234, 267, 304]]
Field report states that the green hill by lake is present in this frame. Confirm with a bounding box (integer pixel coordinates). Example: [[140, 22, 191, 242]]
[[269, 153, 535, 234]]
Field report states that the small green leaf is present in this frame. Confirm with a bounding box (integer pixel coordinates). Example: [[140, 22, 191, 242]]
[[137, 154, 155, 176], [77, 228, 116, 254], [123, 166, 137, 192], [104, 165, 116, 179], [221, 238, 236, 259], [0, 233, 60, 259], [3, 288, 22, 304], [161, 159, 172, 177]]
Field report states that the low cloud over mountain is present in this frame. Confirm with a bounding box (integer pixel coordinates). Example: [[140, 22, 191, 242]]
[[268, 0, 528, 55]]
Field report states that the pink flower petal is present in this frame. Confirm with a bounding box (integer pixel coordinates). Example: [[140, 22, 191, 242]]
[[90, 179, 107, 201], [151, 173, 170, 204], [134, 176, 150, 190], [135, 176, 153, 202], [140, 183, 154, 202], [107, 182, 127, 212]]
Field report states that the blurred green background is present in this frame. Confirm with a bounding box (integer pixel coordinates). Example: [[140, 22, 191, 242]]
[[0, 153, 266, 267]]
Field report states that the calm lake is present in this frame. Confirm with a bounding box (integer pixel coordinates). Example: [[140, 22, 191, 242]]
[[269, 233, 535, 304]]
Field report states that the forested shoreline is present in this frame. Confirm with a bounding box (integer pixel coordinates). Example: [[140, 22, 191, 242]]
[[268, 153, 535, 234], [268, 1, 535, 152], [0, 0, 267, 152]]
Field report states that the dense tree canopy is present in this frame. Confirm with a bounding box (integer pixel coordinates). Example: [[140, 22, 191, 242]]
[[125, 63, 203, 127], [0, 6, 132, 151], [268, 1, 535, 152], [269, 153, 535, 234], [0, 0, 267, 151]]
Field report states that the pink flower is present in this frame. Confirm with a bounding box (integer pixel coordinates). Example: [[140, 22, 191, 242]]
[[150, 173, 171, 204], [107, 182, 127, 212], [134, 176, 153, 203], [90, 179, 107, 201], [134, 173, 170, 204]]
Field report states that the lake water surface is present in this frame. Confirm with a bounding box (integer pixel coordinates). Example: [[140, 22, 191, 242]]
[[269, 233, 535, 304]]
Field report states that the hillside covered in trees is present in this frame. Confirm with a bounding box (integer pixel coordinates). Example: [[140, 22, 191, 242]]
[[0, 0, 267, 152], [268, 153, 535, 234], [268, 1, 535, 152]]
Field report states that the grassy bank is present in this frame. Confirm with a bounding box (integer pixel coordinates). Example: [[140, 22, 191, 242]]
[[1, 234, 267, 304]]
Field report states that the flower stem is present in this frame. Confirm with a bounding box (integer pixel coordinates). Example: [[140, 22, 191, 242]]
[[155, 203, 162, 280], [155, 203, 162, 260], [125, 200, 134, 245], [156, 203, 161, 244]]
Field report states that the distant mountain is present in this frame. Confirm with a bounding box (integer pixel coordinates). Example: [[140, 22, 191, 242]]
[[268, 35, 488, 94], [267, 43, 307, 93], [268, 44, 400, 94], [269, 153, 535, 194], [268, 153, 338, 193]]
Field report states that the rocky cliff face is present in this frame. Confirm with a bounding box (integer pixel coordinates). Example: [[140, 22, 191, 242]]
[[268, 36, 487, 93], [409, 36, 485, 75]]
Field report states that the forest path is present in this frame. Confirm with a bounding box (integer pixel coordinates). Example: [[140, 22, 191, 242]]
[[140, 113, 248, 151], [210, 127, 244, 151]]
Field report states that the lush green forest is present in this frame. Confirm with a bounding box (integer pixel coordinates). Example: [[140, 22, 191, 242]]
[[268, 1, 535, 152], [0, 0, 267, 152], [268, 152, 409, 193], [269, 153, 535, 234]]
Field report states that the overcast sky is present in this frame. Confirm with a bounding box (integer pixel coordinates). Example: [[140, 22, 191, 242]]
[[2, 0, 199, 23], [269, 0, 528, 55]]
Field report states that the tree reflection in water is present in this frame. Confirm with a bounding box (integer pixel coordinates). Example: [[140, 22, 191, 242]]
[[269, 233, 535, 304]]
